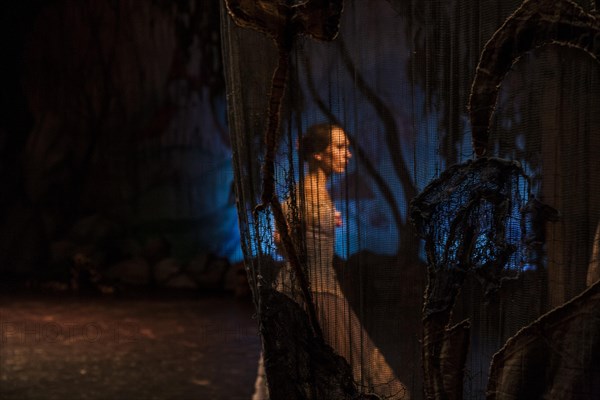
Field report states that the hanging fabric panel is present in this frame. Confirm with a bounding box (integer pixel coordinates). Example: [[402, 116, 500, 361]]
[[221, 0, 600, 399]]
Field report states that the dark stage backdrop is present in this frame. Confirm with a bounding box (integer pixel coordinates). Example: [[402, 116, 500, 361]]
[[221, 0, 600, 399], [0, 1, 245, 290]]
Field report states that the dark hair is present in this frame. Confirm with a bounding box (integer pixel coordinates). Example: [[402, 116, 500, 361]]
[[299, 123, 342, 162]]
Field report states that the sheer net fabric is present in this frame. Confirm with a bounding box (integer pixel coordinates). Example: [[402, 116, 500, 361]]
[[221, 0, 600, 399], [276, 177, 409, 398]]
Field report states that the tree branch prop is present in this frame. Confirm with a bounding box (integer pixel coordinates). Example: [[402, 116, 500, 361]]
[[337, 38, 418, 204], [300, 50, 405, 237], [468, 0, 600, 157]]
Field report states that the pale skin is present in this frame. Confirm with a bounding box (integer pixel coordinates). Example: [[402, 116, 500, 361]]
[[274, 126, 352, 245], [267, 127, 409, 398]]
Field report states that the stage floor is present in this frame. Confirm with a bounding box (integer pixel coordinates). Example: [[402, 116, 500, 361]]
[[0, 291, 261, 400]]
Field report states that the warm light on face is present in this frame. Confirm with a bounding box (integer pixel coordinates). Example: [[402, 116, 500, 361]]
[[316, 127, 352, 174]]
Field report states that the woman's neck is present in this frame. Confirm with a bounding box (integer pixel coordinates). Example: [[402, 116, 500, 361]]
[[307, 166, 329, 190]]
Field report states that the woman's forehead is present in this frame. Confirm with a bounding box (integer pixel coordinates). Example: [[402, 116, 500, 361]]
[[329, 127, 348, 144]]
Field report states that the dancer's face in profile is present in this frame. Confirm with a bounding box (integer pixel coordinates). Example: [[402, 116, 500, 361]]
[[314, 127, 352, 175]]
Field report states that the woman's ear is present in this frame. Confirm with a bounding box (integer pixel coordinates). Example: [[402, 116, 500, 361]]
[[314, 153, 322, 161]]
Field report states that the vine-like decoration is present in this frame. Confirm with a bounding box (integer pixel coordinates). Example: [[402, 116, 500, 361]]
[[468, 0, 600, 157], [466, 0, 600, 398], [411, 157, 534, 400], [409, 1, 600, 399], [224, 0, 343, 342]]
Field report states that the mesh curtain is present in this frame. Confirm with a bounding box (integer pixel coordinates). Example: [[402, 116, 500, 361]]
[[220, 0, 600, 399]]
